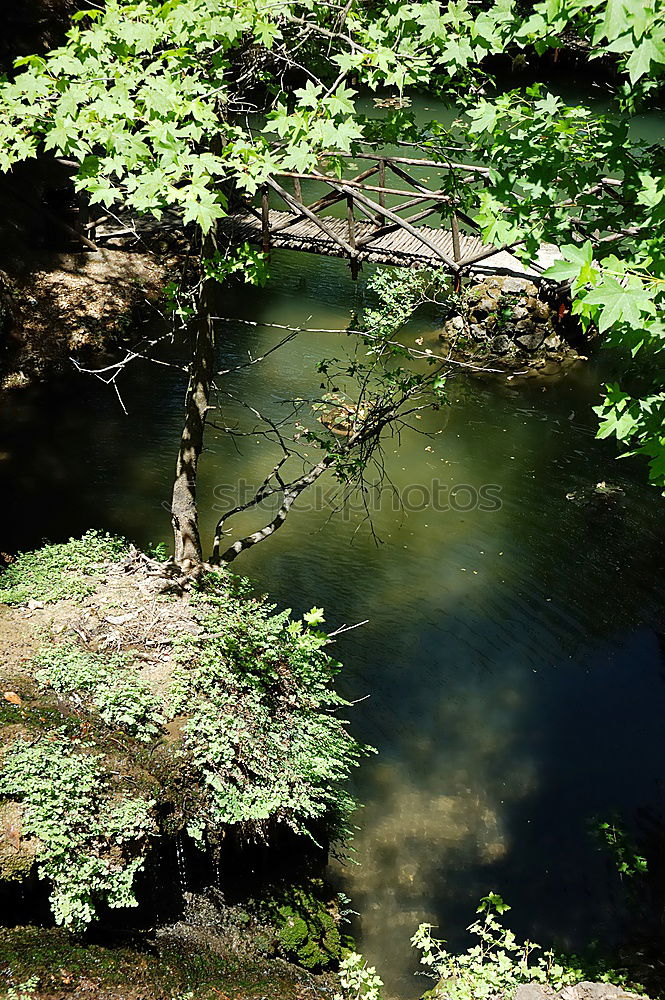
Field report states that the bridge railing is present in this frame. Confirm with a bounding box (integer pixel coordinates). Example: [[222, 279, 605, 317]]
[[252, 153, 497, 273], [252, 153, 480, 271]]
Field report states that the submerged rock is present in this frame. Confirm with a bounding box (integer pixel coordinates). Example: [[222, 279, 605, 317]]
[[565, 481, 626, 511]]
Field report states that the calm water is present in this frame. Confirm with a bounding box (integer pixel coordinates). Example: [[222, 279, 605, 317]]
[[2, 248, 665, 994], [2, 89, 665, 995]]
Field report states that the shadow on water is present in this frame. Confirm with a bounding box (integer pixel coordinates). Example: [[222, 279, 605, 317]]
[[1, 249, 665, 996]]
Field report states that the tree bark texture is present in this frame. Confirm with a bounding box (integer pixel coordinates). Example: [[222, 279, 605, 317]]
[[171, 232, 217, 568]]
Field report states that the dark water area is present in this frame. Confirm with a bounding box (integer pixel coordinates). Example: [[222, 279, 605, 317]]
[[1, 246, 665, 996]]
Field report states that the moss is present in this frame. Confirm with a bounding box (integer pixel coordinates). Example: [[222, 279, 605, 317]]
[[264, 882, 344, 970], [0, 926, 331, 1000]]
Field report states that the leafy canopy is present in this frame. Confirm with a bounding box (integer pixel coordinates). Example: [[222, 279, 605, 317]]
[[0, 0, 663, 484]]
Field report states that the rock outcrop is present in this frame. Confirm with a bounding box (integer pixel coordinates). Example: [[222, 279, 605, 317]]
[[439, 275, 590, 369], [0, 250, 171, 392]]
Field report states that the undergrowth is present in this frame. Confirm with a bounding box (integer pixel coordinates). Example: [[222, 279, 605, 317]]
[[0, 733, 155, 930], [412, 894, 641, 1000], [34, 643, 165, 740], [0, 531, 127, 605]]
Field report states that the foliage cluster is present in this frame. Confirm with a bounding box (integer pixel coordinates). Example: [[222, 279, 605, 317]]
[[412, 894, 638, 1000], [412, 894, 586, 1000], [335, 895, 640, 1000], [34, 643, 165, 740], [6, 976, 39, 1000], [171, 571, 366, 836], [594, 817, 648, 880], [359, 267, 447, 346], [334, 952, 384, 1000], [0, 0, 663, 493], [0, 733, 155, 930], [165, 242, 269, 326], [0, 531, 128, 605]]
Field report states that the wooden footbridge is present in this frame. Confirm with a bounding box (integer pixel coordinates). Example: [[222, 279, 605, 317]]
[[62, 147, 629, 280], [220, 152, 559, 282]]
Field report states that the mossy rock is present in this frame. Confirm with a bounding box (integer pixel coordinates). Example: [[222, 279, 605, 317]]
[[265, 882, 343, 970]]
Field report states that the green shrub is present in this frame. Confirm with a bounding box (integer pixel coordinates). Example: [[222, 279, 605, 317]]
[[0, 531, 127, 606], [34, 643, 165, 740], [0, 733, 155, 930], [335, 896, 642, 1000], [170, 573, 367, 837], [411, 894, 639, 1000]]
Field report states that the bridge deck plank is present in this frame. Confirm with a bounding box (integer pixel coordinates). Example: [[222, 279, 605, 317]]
[[219, 209, 558, 280]]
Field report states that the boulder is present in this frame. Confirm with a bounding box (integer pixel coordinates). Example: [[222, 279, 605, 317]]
[[515, 985, 557, 1000], [515, 328, 547, 351], [557, 984, 641, 1000], [544, 332, 564, 352], [499, 276, 534, 294], [492, 334, 514, 355]]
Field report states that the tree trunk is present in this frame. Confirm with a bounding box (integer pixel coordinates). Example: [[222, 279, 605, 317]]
[[171, 232, 217, 569]]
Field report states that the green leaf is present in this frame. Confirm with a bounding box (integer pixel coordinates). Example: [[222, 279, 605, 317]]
[[626, 39, 661, 83], [304, 607, 326, 626], [583, 276, 655, 332]]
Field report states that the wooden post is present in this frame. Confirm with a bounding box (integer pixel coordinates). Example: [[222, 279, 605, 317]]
[[261, 184, 270, 254], [378, 158, 386, 221], [267, 176, 357, 257], [293, 176, 302, 204], [451, 211, 461, 262], [346, 192, 359, 279], [346, 193, 356, 250], [339, 182, 458, 268]]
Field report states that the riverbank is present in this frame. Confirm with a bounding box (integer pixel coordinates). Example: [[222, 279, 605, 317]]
[[0, 533, 362, 996], [0, 250, 172, 393]]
